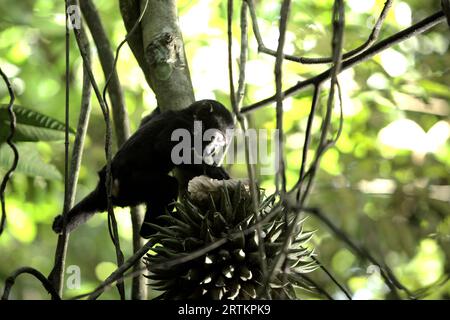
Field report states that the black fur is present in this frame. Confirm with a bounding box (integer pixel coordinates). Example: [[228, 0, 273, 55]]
[[53, 100, 234, 238]]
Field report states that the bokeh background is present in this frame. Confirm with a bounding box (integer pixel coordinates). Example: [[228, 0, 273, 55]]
[[0, 0, 449, 299]]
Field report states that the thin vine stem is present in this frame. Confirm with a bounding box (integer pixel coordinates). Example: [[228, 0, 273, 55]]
[[0, 67, 17, 236]]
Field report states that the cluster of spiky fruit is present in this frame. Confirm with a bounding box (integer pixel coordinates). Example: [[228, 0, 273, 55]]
[[144, 177, 316, 300]]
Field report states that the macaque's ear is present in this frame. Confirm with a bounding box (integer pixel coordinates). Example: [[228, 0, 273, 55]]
[[193, 101, 213, 119]]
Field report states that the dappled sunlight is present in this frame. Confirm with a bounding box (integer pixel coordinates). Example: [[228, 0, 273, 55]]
[[358, 178, 397, 194], [404, 239, 445, 287], [95, 261, 118, 282], [5, 202, 37, 244], [367, 72, 389, 90], [179, 0, 220, 37], [191, 39, 237, 98], [378, 119, 450, 154], [394, 2, 412, 27], [347, 0, 375, 14], [336, 69, 359, 117], [115, 207, 133, 241], [380, 49, 409, 77]]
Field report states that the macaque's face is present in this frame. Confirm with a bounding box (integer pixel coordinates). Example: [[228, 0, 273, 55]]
[[202, 128, 232, 166], [190, 100, 234, 166]]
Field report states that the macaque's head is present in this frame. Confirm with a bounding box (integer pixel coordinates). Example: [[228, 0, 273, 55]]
[[187, 99, 234, 166], [189, 99, 234, 131]]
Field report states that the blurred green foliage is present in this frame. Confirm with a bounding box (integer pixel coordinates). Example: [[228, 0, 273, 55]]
[[0, 0, 449, 299]]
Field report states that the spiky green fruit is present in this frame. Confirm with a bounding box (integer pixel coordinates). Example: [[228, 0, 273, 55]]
[[145, 176, 316, 300]]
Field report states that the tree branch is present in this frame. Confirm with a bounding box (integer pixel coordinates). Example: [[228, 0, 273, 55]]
[[138, 0, 195, 111], [63, 0, 125, 300], [84, 239, 156, 300], [241, 10, 446, 114], [79, 0, 147, 300], [77, 0, 198, 300], [48, 19, 93, 297], [79, 0, 130, 147], [298, 0, 394, 64], [274, 0, 290, 195], [0, 66, 17, 236], [48, 0, 79, 297], [260, 0, 345, 297], [303, 206, 414, 298], [119, 0, 154, 89], [227, 0, 269, 298], [2, 267, 60, 300], [246, 0, 393, 64]]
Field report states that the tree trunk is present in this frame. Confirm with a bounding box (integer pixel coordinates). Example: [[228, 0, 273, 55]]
[[121, 0, 195, 111], [119, 0, 195, 299]]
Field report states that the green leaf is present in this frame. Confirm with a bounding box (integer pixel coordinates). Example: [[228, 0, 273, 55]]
[[0, 143, 62, 180], [419, 80, 450, 99], [0, 104, 75, 143]]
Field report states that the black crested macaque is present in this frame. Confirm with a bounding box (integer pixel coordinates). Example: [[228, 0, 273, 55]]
[[52, 99, 234, 238]]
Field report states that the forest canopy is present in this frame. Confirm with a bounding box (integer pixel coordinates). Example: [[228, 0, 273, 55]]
[[0, 0, 449, 300]]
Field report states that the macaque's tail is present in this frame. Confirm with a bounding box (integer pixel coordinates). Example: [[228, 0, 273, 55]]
[[52, 182, 107, 234]]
